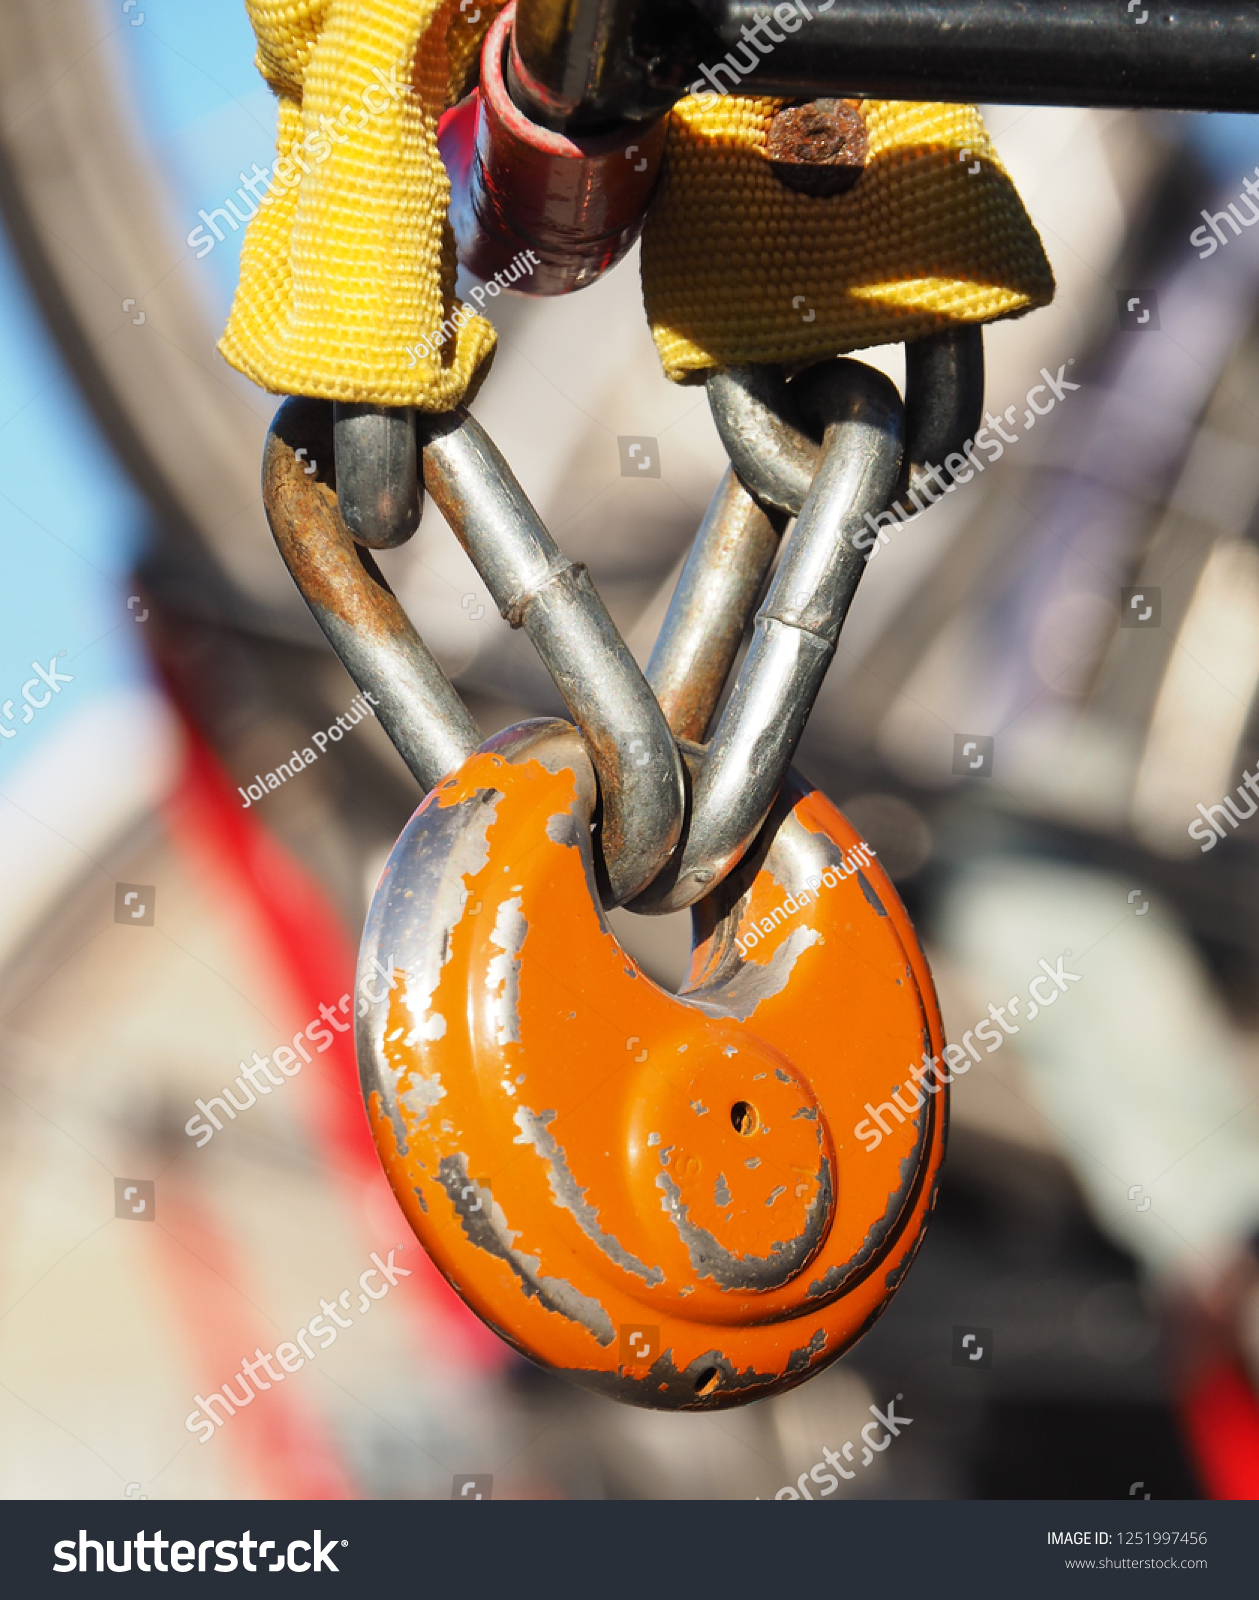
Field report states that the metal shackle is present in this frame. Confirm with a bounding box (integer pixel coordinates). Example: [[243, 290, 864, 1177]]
[[262, 397, 685, 907]]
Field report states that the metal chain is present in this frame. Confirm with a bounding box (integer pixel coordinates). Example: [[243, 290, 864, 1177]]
[[417, 406, 685, 907], [261, 330, 982, 911], [636, 358, 904, 911], [707, 327, 984, 519], [263, 398, 683, 907], [263, 397, 480, 790]]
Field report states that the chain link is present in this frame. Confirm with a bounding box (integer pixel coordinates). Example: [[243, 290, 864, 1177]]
[[263, 397, 481, 792], [635, 358, 904, 911], [707, 326, 984, 518], [261, 330, 983, 910], [418, 407, 685, 906]]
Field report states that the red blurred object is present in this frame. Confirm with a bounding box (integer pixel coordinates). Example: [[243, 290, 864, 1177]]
[[162, 710, 509, 1376], [1180, 1359, 1259, 1499], [441, 3, 667, 295], [157, 1184, 359, 1499]]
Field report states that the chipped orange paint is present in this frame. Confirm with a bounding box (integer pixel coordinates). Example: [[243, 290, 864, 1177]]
[[358, 724, 945, 1408]]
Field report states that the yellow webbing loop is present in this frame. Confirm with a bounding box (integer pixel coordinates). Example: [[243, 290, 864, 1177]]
[[220, 10, 1051, 407], [640, 95, 1054, 383], [219, 0, 506, 412]]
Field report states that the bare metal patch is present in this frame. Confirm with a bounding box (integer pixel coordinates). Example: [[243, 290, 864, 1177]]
[[568, 1345, 781, 1410], [513, 1107, 664, 1287], [856, 869, 887, 917], [401, 1074, 447, 1127], [806, 1098, 931, 1300], [545, 803, 613, 931], [438, 1154, 615, 1345], [545, 810, 585, 849], [357, 786, 505, 1157], [784, 1327, 827, 1375], [687, 925, 821, 1023], [486, 896, 527, 1046], [655, 1147, 832, 1291]]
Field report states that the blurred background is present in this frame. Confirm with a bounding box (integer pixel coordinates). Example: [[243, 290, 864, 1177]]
[[2, 0, 1259, 1500]]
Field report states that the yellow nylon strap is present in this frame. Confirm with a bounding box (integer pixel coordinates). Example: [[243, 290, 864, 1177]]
[[222, 11, 1051, 405], [640, 95, 1055, 383], [219, 0, 506, 411]]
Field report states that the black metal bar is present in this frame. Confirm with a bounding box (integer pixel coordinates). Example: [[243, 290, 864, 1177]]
[[511, 0, 1259, 130], [694, 0, 1259, 112], [509, 0, 676, 129]]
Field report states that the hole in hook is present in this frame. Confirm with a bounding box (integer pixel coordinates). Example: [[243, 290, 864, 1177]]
[[730, 1101, 759, 1136], [694, 1367, 721, 1396]]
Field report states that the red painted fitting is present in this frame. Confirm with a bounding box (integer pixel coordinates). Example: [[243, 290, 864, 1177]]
[[440, 3, 667, 296]]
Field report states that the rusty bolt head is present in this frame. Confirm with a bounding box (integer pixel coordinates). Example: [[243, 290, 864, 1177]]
[[765, 99, 868, 198]]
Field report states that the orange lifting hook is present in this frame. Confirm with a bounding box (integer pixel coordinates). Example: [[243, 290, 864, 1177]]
[[357, 721, 946, 1409]]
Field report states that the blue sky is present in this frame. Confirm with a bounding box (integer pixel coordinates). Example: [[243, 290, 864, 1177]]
[[0, 0, 276, 771], [0, 207, 147, 758], [119, 0, 278, 318]]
